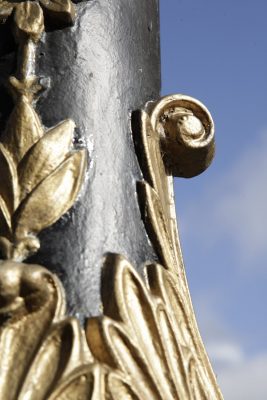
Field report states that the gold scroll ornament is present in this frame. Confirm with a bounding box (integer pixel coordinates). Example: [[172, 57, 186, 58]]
[[0, 0, 222, 398]]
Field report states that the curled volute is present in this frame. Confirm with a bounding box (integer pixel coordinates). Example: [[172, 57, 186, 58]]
[[150, 95, 215, 178]]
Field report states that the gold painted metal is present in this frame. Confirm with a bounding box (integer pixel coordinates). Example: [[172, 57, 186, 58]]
[[86, 254, 222, 399], [0, 0, 75, 29], [133, 95, 215, 276], [0, 1, 222, 397], [154, 95, 215, 178], [83, 97, 222, 399], [0, 0, 87, 261], [0, 260, 100, 399]]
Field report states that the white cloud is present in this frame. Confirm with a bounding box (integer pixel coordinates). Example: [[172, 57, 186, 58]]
[[192, 295, 267, 399], [200, 316, 267, 400], [218, 353, 267, 400], [174, 132, 267, 399], [178, 130, 267, 268], [207, 341, 244, 366]]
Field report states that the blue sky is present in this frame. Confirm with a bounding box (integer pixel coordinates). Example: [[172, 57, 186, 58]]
[[160, 1, 267, 398]]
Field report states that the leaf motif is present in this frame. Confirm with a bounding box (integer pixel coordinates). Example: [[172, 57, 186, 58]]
[[48, 366, 102, 400], [0, 262, 96, 400], [14, 2, 44, 42], [86, 255, 223, 400], [137, 181, 177, 271], [14, 149, 87, 239], [18, 119, 75, 202], [0, 195, 11, 232], [0, 262, 64, 400], [90, 318, 164, 400], [1, 96, 44, 164], [146, 264, 223, 399], [18, 319, 85, 399], [108, 373, 141, 400], [87, 256, 178, 400], [0, 143, 18, 213], [0, 237, 13, 259]]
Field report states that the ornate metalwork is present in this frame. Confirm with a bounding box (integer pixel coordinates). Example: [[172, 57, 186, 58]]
[[0, 260, 96, 399], [133, 94, 214, 276], [86, 254, 222, 399], [0, 0, 86, 261], [0, 1, 222, 398]]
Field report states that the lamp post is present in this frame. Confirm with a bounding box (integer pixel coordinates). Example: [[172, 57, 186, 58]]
[[0, 0, 222, 398]]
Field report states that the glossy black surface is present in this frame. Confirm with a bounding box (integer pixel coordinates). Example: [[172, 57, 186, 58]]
[[0, 1, 161, 320]]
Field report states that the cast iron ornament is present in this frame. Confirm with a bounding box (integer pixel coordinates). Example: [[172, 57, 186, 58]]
[[0, 0, 222, 398]]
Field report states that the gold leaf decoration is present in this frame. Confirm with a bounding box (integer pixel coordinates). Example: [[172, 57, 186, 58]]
[[0, 261, 101, 400], [0, 0, 222, 393], [133, 107, 183, 275], [86, 254, 223, 400], [0, 196, 11, 232], [0, 256, 222, 399], [133, 95, 215, 278], [0, 18, 87, 262], [1, 93, 44, 165], [0, 0, 82, 262], [0, 102, 87, 261], [15, 149, 87, 240], [18, 119, 76, 201], [14, 2, 44, 42], [128, 96, 222, 398], [0, 143, 18, 214], [0, 0, 75, 31]]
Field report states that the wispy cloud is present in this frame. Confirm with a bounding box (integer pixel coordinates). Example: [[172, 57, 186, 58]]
[[175, 131, 267, 397], [178, 130, 267, 269], [195, 298, 267, 400], [218, 353, 267, 400], [208, 341, 244, 367]]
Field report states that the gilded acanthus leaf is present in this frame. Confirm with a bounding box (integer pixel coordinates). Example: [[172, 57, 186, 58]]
[[0, 0, 76, 31], [1, 95, 44, 165], [0, 261, 97, 400], [0, 196, 11, 233], [133, 109, 183, 275], [0, 143, 18, 213], [130, 96, 222, 398], [0, 0, 82, 263], [86, 254, 222, 400], [138, 180, 177, 272], [47, 365, 106, 400], [14, 2, 44, 42], [0, 75, 87, 261], [14, 149, 87, 240], [18, 119, 75, 201]]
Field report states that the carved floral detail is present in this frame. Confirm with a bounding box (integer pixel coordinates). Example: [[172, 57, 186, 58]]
[[86, 254, 222, 400], [0, 256, 223, 400], [0, 261, 100, 400], [0, 0, 221, 393], [0, 101, 87, 260], [0, 0, 75, 35], [0, 0, 86, 261], [130, 96, 222, 398], [133, 95, 215, 276]]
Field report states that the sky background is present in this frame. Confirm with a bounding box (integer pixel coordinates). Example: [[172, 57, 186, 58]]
[[160, 1, 267, 398]]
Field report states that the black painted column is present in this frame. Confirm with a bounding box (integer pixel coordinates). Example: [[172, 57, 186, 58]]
[[9, 0, 162, 319]]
